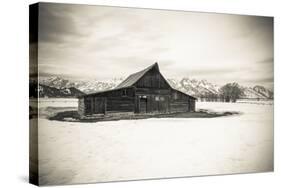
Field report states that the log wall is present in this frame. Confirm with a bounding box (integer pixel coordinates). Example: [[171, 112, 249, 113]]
[[170, 89, 195, 113]]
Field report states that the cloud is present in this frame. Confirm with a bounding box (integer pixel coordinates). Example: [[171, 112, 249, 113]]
[[36, 3, 273, 88], [39, 3, 83, 43]]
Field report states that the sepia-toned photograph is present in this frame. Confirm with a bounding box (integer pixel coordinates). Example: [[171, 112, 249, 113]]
[[29, 2, 274, 186]]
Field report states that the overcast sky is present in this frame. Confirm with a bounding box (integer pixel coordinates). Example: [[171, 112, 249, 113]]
[[37, 3, 273, 88]]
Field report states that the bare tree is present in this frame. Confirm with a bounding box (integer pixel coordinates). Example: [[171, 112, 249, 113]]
[[219, 83, 244, 102]]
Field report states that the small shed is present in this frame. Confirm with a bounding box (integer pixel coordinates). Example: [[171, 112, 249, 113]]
[[78, 63, 196, 116]]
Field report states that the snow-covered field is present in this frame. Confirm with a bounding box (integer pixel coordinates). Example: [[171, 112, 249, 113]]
[[33, 99, 273, 185], [30, 98, 78, 108]]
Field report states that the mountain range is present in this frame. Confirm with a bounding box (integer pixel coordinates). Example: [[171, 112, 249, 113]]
[[167, 78, 273, 99], [30, 80, 84, 98], [36, 76, 273, 99]]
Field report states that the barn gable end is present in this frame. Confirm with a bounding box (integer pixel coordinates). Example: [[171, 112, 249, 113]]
[[133, 63, 171, 89], [116, 63, 171, 90]]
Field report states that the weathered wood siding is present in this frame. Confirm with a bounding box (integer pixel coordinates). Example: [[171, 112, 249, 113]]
[[106, 96, 135, 113], [80, 87, 135, 115], [136, 88, 170, 95], [134, 67, 170, 89], [189, 98, 196, 112], [135, 88, 170, 114], [79, 87, 196, 115], [170, 89, 192, 113], [78, 98, 85, 116]]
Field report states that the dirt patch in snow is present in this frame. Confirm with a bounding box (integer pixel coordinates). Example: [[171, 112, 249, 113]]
[[47, 108, 241, 123]]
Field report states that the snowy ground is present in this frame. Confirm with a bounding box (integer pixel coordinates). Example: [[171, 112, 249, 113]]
[[33, 99, 274, 185], [30, 98, 78, 108]]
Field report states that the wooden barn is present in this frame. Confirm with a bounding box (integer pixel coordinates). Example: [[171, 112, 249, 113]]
[[78, 63, 196, 116]]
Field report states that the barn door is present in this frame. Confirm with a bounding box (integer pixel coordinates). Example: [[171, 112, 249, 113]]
[[158, 96, 168, 113], [94, 97, 106, 114], [84, 98, 92, 115], [139, 98, 147, 113]]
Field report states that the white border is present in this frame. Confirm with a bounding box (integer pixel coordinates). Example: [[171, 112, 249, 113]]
[[0, 0, 279, 187]]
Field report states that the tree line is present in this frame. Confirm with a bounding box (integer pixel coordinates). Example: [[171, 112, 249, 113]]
[[199, 82, 244, 103]]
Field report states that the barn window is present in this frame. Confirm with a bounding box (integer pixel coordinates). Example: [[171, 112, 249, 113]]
[[160, 96, 165, 101], [155, 96, 160, 101], [122, 89, 127, 96]]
